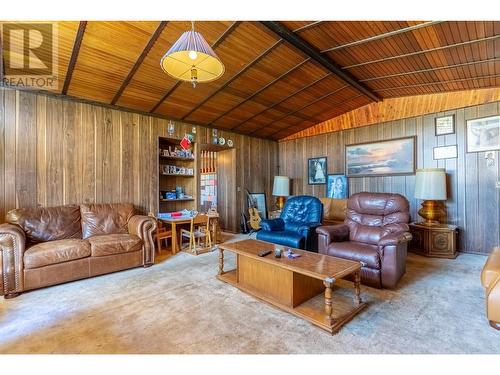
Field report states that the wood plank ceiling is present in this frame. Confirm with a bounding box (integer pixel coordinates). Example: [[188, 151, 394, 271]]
[[2, 21, 499, 140]]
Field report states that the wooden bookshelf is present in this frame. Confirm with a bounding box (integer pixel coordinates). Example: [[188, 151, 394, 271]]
[[158, 137, 197, 214]]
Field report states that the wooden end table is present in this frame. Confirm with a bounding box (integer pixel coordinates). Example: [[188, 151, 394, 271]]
[[409, 222, 458, 259]]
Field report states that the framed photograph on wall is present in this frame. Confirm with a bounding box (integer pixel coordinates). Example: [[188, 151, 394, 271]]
[[433, 145, 458, 160], [345, 136, 416, 177], [308, 157, 327, 185], [466, 115, 500, 153], [435, 115, 455, 136], [327, 174, 348, 199], [247, 192, 268, 219]]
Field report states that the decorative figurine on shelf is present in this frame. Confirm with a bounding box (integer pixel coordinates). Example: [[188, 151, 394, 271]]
[[168, 120, 175, 136], [212, 128, 218, 144]]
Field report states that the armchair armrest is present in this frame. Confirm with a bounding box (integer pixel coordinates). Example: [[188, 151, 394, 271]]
[[316, 224, 349, 254], [128, 215, 157, 266], [260, 218, 285, 232], [0, 223, 27, 297], [378, 232, 412, 247]]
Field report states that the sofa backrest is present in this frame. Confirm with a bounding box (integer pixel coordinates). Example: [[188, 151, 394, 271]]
[[80, 203, 135, 239], [346, 192, 409, 244], [5, 205, 82, 244], [281, 195, 323, 224], [320, 197, 347, 222]]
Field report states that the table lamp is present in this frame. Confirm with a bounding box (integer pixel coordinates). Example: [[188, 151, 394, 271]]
[[272, 176, 290, 210], [414, 168, 447, 225]]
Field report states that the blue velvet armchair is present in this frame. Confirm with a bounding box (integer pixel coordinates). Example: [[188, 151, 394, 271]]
[[256, 195, 323, 251]]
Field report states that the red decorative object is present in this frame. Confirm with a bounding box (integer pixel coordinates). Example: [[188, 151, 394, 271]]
[[180, 136, 191, 150]]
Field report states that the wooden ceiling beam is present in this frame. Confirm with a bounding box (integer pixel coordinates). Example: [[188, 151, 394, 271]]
[[373, 74, 500, 93], [62, 21, 87, 95], [208, 58, 311, 126], [265, 94, 363, 138], [150, 21, 241, 113], [248, 85, 350, 136], [260, 21, 381, 102], [180, 39, 283, 120], [343, 35, 500, 69], [111, 21, 168, 105], [360, 57, 500, 82], [229, 72, 332, 131], [321, 21, 444, 53], [293, 21, 324, 33]]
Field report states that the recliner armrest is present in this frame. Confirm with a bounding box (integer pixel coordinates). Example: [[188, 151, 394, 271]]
[[128, 215, 157, 266], [316, 224, 350, 242], [261, 218, 285, 232], [0, 223, 27, 297], [378, 232, 412, 247]]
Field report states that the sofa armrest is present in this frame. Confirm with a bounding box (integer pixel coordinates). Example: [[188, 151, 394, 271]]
[[0, 223, 27, 297], [482, 247, 500, 289], [316, 224, 349, 254], [260, 218, 285, 232], [128, 215, 157, 266], [378, 232, 412, 247]]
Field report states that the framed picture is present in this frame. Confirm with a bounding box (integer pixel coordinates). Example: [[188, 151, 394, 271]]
[[345, 136, 416, 177], [327, 174, 348, 199], [247, 192, 267, 219], [308, 157, 327, 184], [435, 115, 455, 136], [433, 145, 458, 160], [466, 115, 500, 153]]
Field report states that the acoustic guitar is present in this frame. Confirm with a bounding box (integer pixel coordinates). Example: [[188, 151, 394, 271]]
[[245, 189, 262, 231]]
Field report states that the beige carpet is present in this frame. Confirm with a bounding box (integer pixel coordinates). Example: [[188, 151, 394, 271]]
[[1, 234, 499, 354]]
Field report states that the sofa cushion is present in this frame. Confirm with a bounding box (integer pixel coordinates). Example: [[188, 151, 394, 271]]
[[88, 234, 142, 257], [327, 242, 380, 269], [24, 239, 91, 269], [256, 230, 304, 249], [319, 198, 332, 219], [6, 205, 82, 244], [80, 203, 135, 239]]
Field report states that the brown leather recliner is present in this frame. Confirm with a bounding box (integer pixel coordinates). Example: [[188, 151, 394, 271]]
[[316, 192, 412, 289], [0, 203, 157, 299], [481, 246, 500, 329]]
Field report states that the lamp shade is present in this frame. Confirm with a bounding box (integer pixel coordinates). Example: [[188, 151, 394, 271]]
[[414, 168, 447, 200], [273, 176, 290, 197], [160, 30, 225, 85]]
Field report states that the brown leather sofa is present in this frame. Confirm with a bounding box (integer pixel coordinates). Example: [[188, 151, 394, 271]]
[[319, 198, 347, 226], [316, 192, 412, 289], [481, 246, 500, 329], [0, 203, 157, 299]]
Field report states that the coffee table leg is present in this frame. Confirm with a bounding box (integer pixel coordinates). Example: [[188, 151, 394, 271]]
[[354, 270, 362, 305], [218, 248, 224, 275], [323, 278, 334, 325]]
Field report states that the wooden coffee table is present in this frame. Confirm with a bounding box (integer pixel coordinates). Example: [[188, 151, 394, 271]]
[[217, 239, 367, 334]]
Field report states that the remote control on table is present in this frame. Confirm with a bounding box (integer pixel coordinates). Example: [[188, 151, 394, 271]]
[[258, 249, 272, 257]]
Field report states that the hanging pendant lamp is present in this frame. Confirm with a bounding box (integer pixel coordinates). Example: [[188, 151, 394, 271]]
[[160, 21, 225, 88]]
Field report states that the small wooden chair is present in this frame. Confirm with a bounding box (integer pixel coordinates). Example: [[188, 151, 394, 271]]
[[180, 214, 212, 255], [149, 213, 173, 253]]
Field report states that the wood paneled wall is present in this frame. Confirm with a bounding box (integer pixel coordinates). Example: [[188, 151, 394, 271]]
[[0, 87, 279, 231], [282, 88, 500, 141], [279, 101, 500, 254]]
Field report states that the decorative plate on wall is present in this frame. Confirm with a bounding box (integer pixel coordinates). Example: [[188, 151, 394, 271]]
[[218, 137, 226, 145], [227, 139, 233, 147]]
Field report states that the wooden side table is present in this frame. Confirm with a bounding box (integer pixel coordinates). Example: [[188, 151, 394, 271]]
[[408, 222, 458, 259]]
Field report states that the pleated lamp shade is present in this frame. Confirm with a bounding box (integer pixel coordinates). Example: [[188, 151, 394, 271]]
[[160, 30, 225, 86]]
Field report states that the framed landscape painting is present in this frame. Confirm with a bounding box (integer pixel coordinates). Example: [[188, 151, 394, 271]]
[[345, 136, 416, 177]]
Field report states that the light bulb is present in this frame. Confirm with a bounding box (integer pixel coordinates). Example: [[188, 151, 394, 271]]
[[188, 50, 198, 60]]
